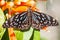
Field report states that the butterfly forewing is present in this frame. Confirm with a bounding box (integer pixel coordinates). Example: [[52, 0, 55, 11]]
[[3, 12, 30, 30], [2, 9, 59, 31], [32, 11, 59, 30]]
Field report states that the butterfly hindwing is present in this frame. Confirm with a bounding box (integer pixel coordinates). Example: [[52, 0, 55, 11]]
[[3, 12, 30, 30], [32, 11, 59, 30], [32, 11, 40, 30]]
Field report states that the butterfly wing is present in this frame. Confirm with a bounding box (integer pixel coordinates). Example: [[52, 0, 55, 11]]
[[32, 11, 59, 30], [3, 12, 30, 30]]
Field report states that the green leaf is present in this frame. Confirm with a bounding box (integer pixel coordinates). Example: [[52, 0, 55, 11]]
[[14, 27, 33, 40], [1, 29, 9, 40], [0, 8, 5, 26], [14, 30, 23, 40], [33, 30, 40, 40], [23, 27, 33, 40], [0, 8, 6, 40]]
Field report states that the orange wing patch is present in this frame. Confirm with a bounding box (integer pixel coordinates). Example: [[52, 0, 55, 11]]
[[41, 26, 48, 31]]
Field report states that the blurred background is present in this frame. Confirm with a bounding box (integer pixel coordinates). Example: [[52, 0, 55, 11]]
[[36, 0, 60, 40], [0, 0, 60, 40]]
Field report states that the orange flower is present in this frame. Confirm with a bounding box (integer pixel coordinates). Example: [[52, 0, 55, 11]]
[[0, 0, 6, 7], [12, 6, 28, 13]]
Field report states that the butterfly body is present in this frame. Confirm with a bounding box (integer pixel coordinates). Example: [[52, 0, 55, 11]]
[[3, 9, 59, 31]]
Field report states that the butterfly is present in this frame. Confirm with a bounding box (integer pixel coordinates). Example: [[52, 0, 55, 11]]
[[2, 8, 59, 31]]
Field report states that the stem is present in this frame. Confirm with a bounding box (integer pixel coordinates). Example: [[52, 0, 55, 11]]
[[8, 28, 17, 40], [7, 8, 17, 40]]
